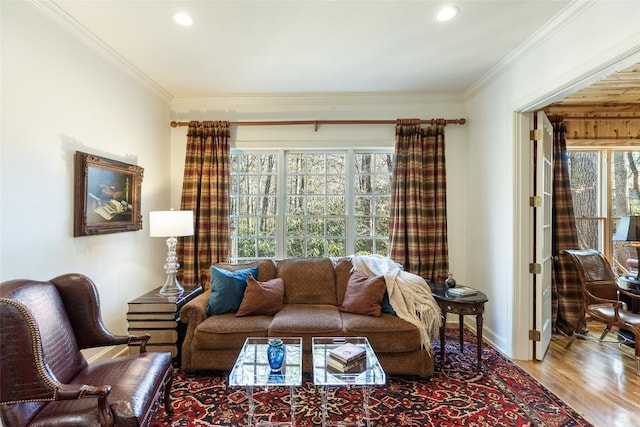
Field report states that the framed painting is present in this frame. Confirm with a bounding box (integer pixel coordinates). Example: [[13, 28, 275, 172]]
[[74, 151, 144, 236]]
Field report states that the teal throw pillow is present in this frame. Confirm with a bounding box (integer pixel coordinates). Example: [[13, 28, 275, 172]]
[[206, 266, 259, 316], [380, 291, 397, 316]]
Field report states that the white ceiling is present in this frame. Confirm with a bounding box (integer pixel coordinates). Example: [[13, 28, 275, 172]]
[[45, 0, 572, 99]]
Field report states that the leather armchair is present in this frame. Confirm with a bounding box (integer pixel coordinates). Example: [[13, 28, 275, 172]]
[[562, 249, 640, 376], [0, 273, 174, 426]]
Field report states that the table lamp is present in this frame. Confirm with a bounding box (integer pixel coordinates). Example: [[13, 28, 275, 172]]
[[613, 215, 640, 280], [150, 210, 194, 296]]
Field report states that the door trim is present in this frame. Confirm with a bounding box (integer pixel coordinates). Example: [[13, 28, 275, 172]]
[[512, 112, 535, 361]]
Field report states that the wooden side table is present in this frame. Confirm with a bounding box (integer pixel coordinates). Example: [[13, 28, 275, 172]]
[[127, 285, 203, 366], [431, 283, 488, 371]]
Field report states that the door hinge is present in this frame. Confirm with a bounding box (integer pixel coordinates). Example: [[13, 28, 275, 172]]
[[530, 129, 543, 141], [529, 196, 542, 207], [529, 329, 541, 341], [529, 263, 542, 274]]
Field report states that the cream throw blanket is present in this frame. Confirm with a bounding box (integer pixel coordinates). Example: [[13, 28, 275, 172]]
[[351, 254, 441, 353]]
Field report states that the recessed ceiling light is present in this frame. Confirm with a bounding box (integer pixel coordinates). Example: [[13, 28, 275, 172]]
[[173, 12, 193, 27], [436, 5, 459, 22]]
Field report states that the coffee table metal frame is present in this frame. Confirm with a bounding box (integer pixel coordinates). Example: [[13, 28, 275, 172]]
[[228, 337, 303, 427], [312, 337, 386, 427]]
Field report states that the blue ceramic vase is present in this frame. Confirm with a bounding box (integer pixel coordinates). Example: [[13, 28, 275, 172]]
[[267, 339, 285, 372]]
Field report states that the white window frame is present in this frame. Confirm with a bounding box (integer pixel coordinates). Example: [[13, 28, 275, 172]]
[[229, 148, 393, 262]]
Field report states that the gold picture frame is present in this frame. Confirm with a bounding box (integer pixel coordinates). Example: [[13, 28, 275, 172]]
[[74, 151, 144, 236]]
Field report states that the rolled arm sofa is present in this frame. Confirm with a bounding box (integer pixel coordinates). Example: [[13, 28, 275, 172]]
[[180, 257, 436, 377]]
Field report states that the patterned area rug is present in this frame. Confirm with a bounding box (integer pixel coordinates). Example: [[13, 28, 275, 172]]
[[151, 329, 592, 426]]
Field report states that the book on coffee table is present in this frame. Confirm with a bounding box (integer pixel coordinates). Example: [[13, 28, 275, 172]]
[[326, 356, 367, 373], [328, 342, 366, 364]]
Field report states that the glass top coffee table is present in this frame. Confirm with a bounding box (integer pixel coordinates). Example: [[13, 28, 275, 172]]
[[229, 337, 302, 427], [312, 337, 386, 427]]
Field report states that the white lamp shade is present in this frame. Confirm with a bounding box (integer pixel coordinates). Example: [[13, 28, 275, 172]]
[[149, 210, 194, 237]]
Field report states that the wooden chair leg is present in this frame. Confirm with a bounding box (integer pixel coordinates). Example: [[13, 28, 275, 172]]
[[599, 325, 612, 341], [164, 370, 174, 415], [566, 317, 587, 348]]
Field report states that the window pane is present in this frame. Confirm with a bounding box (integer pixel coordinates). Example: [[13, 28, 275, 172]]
[[257, 238, 276, 257], [230, 153, 278, 261], [307, 196, 325, 215], [327, 239, 346, 257], [327, 217, 345, 236], [353, 152, 392, 256], [326, 196, 345, 215], [287, 216, 304, 236], [568, 148, 640, 275], [568, 151, 599, 248], [611, 151, 640, 273]]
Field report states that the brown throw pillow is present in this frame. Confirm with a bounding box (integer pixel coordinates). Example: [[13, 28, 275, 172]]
[[339, 271, 387, 316], [236, 274, 285, 317]]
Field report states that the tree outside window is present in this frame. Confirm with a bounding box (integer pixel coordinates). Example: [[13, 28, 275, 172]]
[[568, 149, 640, 273], [229, 149, 393, 262]]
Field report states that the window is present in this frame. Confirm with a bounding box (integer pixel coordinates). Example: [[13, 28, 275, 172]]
[[567, 148, 640, 273], [229, 150, 393, 262]]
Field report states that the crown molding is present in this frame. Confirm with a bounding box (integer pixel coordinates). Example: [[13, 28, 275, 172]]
[[27, 0, 173, 103], [171, 92, 465, 112], [464, 0, 596, 101]]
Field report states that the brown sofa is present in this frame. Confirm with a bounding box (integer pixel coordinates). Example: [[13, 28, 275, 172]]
[[180, 257, 435, 377]]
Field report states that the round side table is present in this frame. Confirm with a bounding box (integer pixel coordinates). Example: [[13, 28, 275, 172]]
[[430, 283, 488, 371]]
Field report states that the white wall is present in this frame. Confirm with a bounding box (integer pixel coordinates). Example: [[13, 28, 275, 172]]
[[169, 95, 469, 280], [465, 0, 640, 359], [0, 2, 172, 358]]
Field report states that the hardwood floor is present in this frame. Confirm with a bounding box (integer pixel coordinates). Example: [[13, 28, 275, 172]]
[[514, 325, 640, 427]]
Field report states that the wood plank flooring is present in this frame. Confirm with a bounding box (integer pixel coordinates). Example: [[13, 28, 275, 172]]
[[514, 325, 640, 427]]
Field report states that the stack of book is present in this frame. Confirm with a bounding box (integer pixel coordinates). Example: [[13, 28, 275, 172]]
[[447, 285, 478, 296], [326, 342, 367, 373], [127, 286, 202, 362]]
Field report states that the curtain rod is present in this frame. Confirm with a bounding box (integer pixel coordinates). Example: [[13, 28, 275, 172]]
[[170, 118, 466, 132]]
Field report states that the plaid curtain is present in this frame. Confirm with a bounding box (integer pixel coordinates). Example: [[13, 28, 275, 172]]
[[388, 119, 449, 282], [551, 121, 582, 335], [177, 121, 230, 287]]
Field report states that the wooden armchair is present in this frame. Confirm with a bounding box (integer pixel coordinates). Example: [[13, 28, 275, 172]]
[[562, 249, 640, 376], [0, 273, 173, 426]]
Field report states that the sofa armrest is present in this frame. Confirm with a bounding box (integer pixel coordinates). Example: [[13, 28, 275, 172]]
[[179, 292, 209, 370], [181, 292, 209, 325]]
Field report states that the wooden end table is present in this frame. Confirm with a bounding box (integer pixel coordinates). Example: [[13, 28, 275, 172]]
[[430, 283, 488, 371]]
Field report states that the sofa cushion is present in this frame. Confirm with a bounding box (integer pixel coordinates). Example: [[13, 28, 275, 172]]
[[206, 266, 258, 316], [340, 311, 422, 353], [339, 271, 386, 316], [236, 275, 285, 317], [277, 258, 337, 305], [269, 304, 343, 335], [193, 313, 272, 350], [335, 257, 354, 304]]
